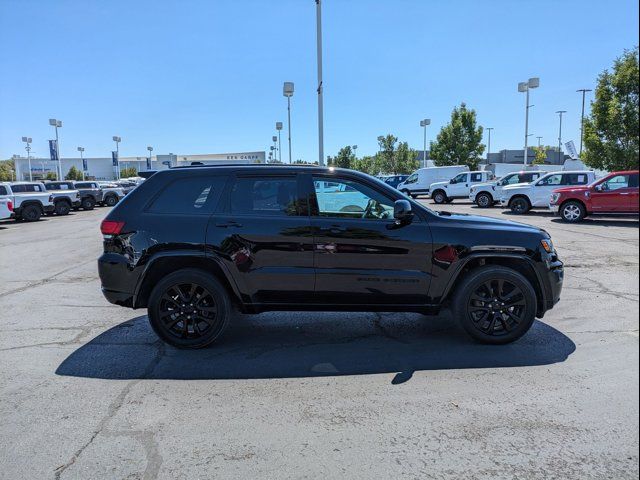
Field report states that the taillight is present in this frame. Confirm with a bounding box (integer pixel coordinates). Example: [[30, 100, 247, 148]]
[[7, 201, 13, 212], [100, 220, 125, 235]]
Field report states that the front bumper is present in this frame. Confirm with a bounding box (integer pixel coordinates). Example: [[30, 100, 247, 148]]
[[72, 200, 81, 208], [44, 205, 55, 213], [549, 204, 559, 214]]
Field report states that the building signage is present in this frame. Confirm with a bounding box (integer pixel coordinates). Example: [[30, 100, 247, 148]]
[[48, 140, 58, 161]]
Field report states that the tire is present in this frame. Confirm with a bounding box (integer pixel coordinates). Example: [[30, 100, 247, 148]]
[[104, 195, 118, 207], [476, 192, 493, 208], [54, 201, 71, 216], [560, 201, 586, 223], [81, 197, 96, 210], [432, 190, 447, 204], [21, 205, 41, 222], [410, 194, 418, 199], [509, 197, 531, 214], [148, 269, 231, 349], [452, 266, 537, 345]]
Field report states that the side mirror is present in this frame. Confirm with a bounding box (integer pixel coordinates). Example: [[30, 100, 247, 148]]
[[393, 199, 413, 223], [449, 179, 455, 184], [594, 184, 604, 192]]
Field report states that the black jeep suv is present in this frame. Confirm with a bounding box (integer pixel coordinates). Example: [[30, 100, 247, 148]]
[[98, 165, 563, 348]]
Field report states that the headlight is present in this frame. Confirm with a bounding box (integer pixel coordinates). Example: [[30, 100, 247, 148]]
[[550, 193, 560, 204], [540, 238, 554, 253]]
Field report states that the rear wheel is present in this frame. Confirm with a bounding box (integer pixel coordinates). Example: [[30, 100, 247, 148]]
[[54, 201, 71, 216], [432, 190, 447, 204], [104, 195, 118, 207], [81, 197, 96, 210], [452, 266, 537, 344], [560, 201, 586, 223], [476, 192, 493, 208], [21, 205, 41, 222], [509, 197, 531, 214], [148, 269, 231, 349]]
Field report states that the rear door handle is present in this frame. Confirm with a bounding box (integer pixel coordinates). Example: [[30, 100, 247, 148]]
[[216, 221, 243, 228], [328, 225, 347, 234]]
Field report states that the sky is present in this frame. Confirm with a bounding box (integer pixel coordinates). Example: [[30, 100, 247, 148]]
[[0, 0, 638, 162]]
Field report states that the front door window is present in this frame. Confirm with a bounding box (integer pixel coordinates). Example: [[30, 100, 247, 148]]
[[312, 177, 394, 220]]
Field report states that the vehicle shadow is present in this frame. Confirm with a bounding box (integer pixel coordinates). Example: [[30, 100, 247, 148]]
[[56, 312, 576, 383], [550, 217, 639, 228]]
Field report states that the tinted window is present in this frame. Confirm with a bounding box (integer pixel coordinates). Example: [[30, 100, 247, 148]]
[[11, 184, 43, 192], [0, 186, 7, 195], [229, 177, 299, 216], [600, 174, 630, 191], [470, 173, 483, 182], [148, 176, 227, 214], [562, 173, 589, 185], [521, 173, 541, 183], [629, 174, 639, 188], [537, 174, 562, 186], [313, 176, 394, 220], [75, 182, 92, 188]]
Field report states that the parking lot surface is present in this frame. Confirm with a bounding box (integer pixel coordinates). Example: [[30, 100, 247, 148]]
[[0, 203, 638, 479]]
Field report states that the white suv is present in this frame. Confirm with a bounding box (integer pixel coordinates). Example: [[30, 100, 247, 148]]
[[469, 171, 547, 208], [429, 171, 494, 204], [499, 170, 597, 214]]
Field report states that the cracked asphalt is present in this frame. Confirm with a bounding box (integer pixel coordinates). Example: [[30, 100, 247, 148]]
[[0, 202, 638, 479]]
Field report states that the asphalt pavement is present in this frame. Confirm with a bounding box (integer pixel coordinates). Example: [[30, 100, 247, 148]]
[[0, 202, 638, 479]]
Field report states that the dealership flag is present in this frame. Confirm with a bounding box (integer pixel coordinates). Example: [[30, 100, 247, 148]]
[[82, 158, 88, 171], [48, 140, 58, 161], [112, 151, 119, 167]]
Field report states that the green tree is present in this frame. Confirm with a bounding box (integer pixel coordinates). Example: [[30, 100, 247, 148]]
[[533, 145, 549, 165], [352, 155, 379, 175], [583, 47, 639, 171], [45, 172, 57, 180], [0, 160, 16, 181], [395, 141, 420, 174], [65, 166, 83, 180], [377, 134, 399, 174], [329, 146, 356, 169], [120, 166, 138, 177], [429, 103, 485, 169]]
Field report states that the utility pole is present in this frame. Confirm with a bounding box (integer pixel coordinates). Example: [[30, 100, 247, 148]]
[[556, 111, 567, 165], [486, 127, 494, 161], [576, 88, 592, 157], [315, 0, 324, 166]]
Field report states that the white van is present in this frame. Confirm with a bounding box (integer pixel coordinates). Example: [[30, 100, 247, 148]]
[[397, 165, 469, 198]]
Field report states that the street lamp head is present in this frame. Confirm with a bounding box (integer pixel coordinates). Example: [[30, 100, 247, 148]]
[[556, 110, 567, 114], [352, 145, 357, 149], [276, 122, 283, 130], [77, 146, 84, 152], [528, 77, 540, 89], [49, 119, 57, 126], [112, 136, 121, 142], [21, 136, 29, 143], [272, 136, 278, 142], [147, 146, 153, 152], [518, 82, 528, 93], [283, 82, 294, 97], [577, 88, 592, 93]]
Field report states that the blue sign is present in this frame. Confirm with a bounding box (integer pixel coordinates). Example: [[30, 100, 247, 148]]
[[82, 158, 88, 171], [112, 151, 119, 167], [146, 156, 151, 170], [49, 140, 58, 161]]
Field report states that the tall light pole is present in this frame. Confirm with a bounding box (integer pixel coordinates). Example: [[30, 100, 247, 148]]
[[420, 119, 431, 168], [77, 146, 85, 180], [272, 135, 278, 163], [275, 122, 283, 163], [352, 145, 358, 159], [146, 146, 153, 170], [536, 136, 543, 147], [315, 0, 324, 166], [21, 137, 33, 181], [48, 119, 63, 180], [556, 110, 567, 165], [486, 127, 494, 162], [576, 88, 592, 157], [518, 77, 539, 166], [112, 136, 121, 179], [283, 82, 294, 164]]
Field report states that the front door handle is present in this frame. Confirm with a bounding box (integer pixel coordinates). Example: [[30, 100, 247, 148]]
[[216, 221, 243, 228], [328, 225, 347, 234]]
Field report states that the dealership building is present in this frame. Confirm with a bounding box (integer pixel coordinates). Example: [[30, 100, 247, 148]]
[[11, 151, 266, 181]]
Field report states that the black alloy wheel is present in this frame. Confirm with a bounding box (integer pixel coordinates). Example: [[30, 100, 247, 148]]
[[452, 266, 536, 344], [509, 197, 530, 214], [55, 201, 71, 216], [82, 197, 96, 210], [148, 269, 230, 348], [22, 205, 41, 222], [476, 192, 493, 208]]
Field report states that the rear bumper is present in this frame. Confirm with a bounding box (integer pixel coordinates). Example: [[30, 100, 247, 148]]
[[98, 253, 138, 308], [101, 288, 134, 307]]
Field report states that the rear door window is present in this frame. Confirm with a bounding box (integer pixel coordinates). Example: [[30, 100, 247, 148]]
[[147, 176, 227, 214], [228, 176, 301, 216], [0, 186, 7, 195], [562, 173, 589, 185], [470, 173, 483, 182]]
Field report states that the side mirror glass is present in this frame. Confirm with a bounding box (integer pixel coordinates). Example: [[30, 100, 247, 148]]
[[449, 179, 455, 184], [393, 199, 413, 223], [594, 184, 604, 192]]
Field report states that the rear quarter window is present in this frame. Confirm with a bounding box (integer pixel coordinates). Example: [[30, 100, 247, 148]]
[[563, 174, 589, 185], [0, 186, 7, 195], [147, 176, 228, 214]]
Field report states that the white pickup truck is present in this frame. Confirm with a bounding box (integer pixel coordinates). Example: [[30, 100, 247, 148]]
[[429, 171, 495, 204], [469, 170, 547, 208], [499, 170, 597, 214], [0, 197, 13, 220], [0, 182, 54, 222]]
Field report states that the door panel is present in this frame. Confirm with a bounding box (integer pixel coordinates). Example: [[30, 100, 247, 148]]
[[206, 175, 314, 304], [592, 174, 632, 212], [310, 175, 432, 305]]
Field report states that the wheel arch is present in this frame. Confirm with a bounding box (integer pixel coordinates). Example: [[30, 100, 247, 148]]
[[560, 198, 587, 214], [441, 254, 546, 317], [133, 253, 242, 309], [509, 194, 531, 207], [18, 200, 44, 212]]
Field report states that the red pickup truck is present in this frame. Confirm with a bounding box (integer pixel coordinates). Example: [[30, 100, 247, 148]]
[[549, 170, 639, 222]]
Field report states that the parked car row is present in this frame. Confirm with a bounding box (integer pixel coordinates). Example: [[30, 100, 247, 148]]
[[0, 179, 131, 222]]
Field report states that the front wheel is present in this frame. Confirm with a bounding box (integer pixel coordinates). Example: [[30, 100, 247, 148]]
[[148, 269, 231, 349], [452, 266, 537, 344], [21, 205, 42, 222], [54, 201, 71, 216], [560, 201, 586, 223], [476, 192, 493, 208], [82, 197, 96, 210], [104, 195, 118, 207], [509, 197, 530, 214], [432, 190, 447, 204]]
